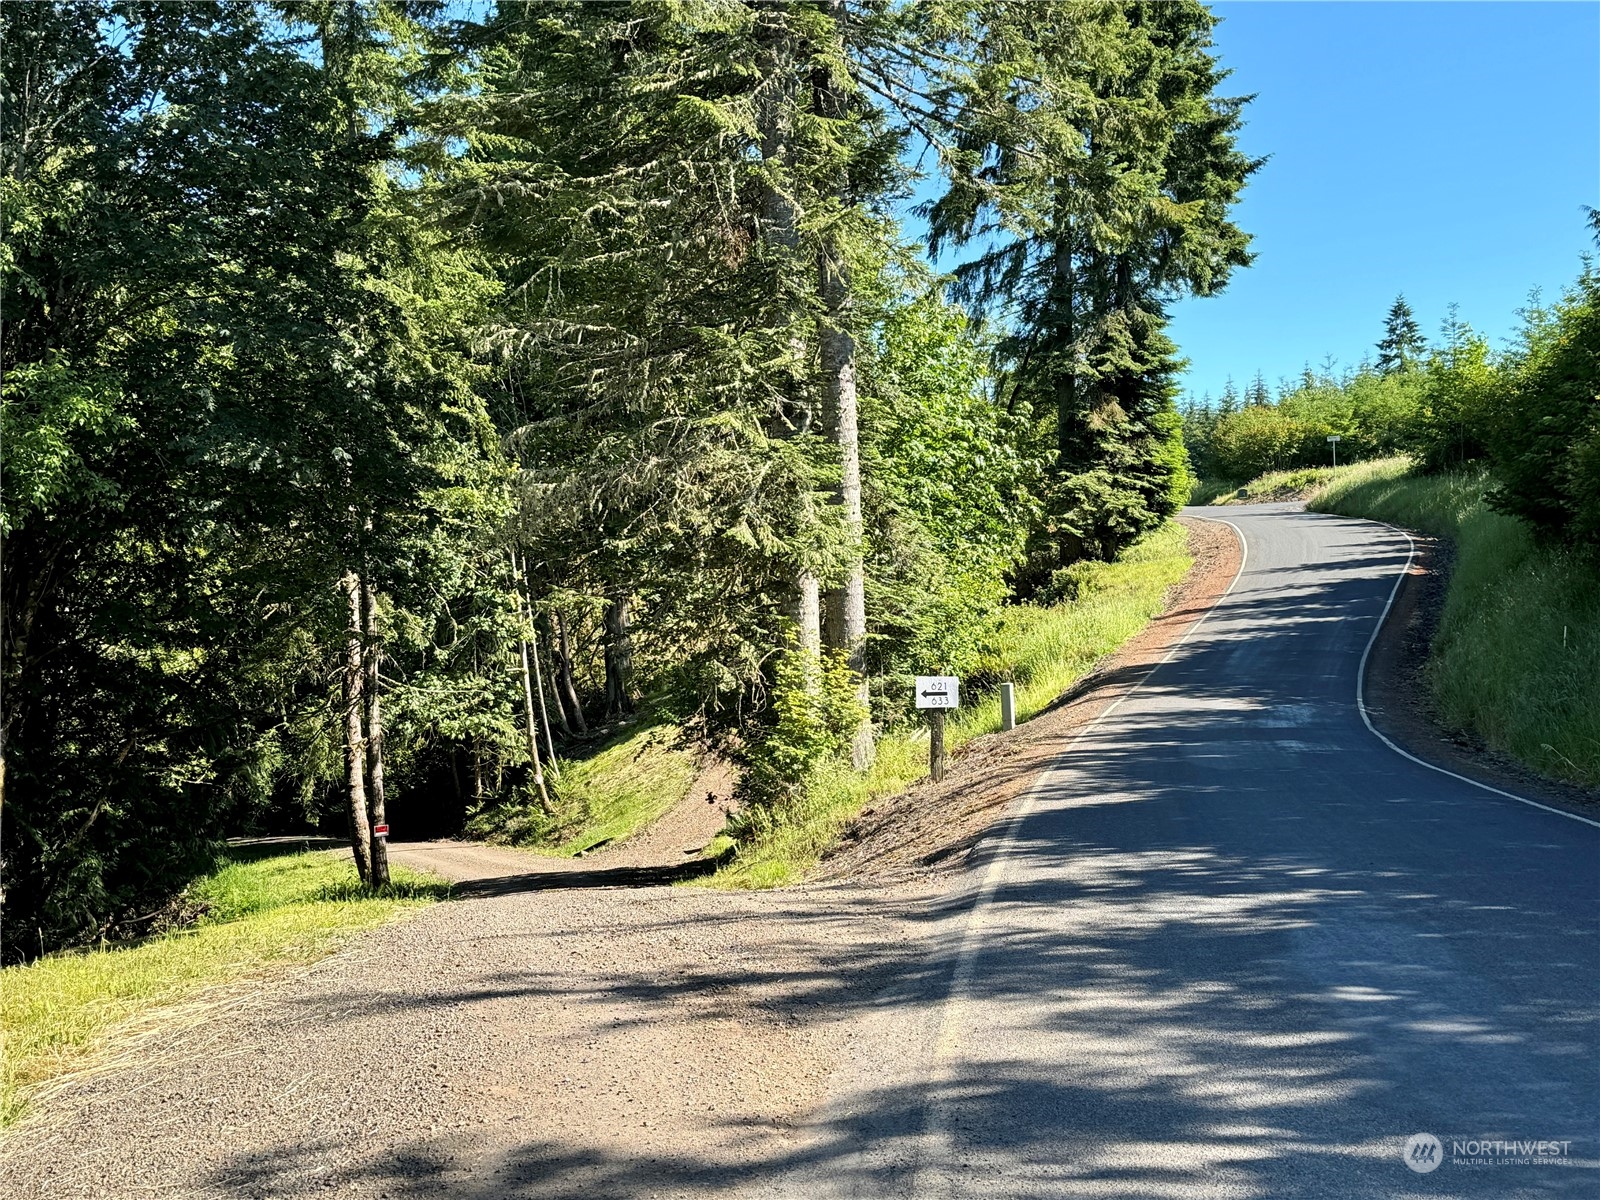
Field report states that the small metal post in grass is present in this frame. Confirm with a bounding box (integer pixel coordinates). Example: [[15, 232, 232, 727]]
[[1327, 433, 1341, 467], [1000, 682, 1016, 732]]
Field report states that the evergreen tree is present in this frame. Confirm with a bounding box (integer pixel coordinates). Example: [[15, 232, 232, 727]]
[[925, 0, 1257, 572], [1377, 294, 1425, 373], [1247, 371, 1272, 407], [1, 0, 511, 952]]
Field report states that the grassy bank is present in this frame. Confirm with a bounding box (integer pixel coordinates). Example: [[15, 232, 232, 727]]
[[1307, 460, 1600, 788], [1, 850, 448, 1128], [1189, 458, 1397, 505], [464, 718, 703, 856], [712, 521, 1195, 888]]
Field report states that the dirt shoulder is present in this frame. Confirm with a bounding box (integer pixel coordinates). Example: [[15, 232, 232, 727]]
[[384, 756, 737, 887], [1361, 530, 1600, 818], [816, 516, 1243, 884]]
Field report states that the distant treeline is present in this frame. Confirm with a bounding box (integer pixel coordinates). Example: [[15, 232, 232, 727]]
[[1183, 249, 1600, 547]]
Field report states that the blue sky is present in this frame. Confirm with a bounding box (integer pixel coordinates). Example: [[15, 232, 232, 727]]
[[1167, 0, 1600, 402]]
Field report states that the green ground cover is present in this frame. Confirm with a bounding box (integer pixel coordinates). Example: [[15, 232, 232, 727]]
[[712, 522, 1195, 887], [1308, 462, 1600, 788], [464, 720, 703, 856]]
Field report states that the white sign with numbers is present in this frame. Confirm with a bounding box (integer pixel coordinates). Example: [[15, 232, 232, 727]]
[[915, 676, 960, 709]]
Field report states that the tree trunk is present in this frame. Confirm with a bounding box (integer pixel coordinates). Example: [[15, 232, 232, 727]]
[[1053, 222, 1077, 469], [1051, 218, 1085, 566], [525, 603, 559, 775], [518, 628, 553, 810], [756, 13, 824, 663], [341, 570, 372, 883], [603, 591, 634, 719], [819, 245, 872, 768], [816, 14, 873, 769], [796, 570, 822, 687], [535, 612, 572, 738], [511, 550, 559, 791], [362, 576, 389, 887], [553, 610, 587, 735]]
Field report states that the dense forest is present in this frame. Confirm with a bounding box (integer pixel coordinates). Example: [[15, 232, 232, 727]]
[[1, 0, 1258, 959]]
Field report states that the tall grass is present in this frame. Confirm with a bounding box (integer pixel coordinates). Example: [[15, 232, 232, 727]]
[[465, 719, 702, 855], [711, 522, 1194, 887], [1190, 457, 1405, 506], [1, 852, 447, 1127], [1310, 463, 1600, 788]]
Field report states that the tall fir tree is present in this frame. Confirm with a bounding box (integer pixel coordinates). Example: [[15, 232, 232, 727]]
[[924, 0, 1257, 575], [1247, 371, 1272, 407], [1377, 294, 1426, 373]]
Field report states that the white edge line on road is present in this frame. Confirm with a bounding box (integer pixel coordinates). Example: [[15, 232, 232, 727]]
[[940, 514, 1249, 1025], [913, 508, 1596, 1190], [910, 516, 1251, 1195], [1355, 520, 1600, 830]]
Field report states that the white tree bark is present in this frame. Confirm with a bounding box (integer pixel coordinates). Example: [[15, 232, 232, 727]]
[[340, 570, 372, 882]]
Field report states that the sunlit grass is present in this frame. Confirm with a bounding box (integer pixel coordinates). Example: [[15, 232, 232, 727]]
[[711, 522, 1194, 888], [1190, 456, 1412, 506], [1310, 465, 1600, 787], [1, 852, 447, 1127], [464, 719, 703, 855]]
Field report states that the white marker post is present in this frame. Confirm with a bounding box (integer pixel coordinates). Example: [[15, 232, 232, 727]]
[[999, 682, 1016, 732], [915, 676, 960, 782], [1327, 434, 1341, 467]]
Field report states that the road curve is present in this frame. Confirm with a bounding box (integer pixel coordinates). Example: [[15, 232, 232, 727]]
[[783, 504, 1599, 1200]]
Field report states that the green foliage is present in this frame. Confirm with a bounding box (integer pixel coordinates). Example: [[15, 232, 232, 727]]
[[1408, 319, 1498, 471], [0, 1, 513, 961], [713, 522, 1192, 888], [0, 359, 128, 536], [1188, 367, 1423, 482], [1311, 465, 1599, 786], [1483, 267, 1600, 544], [862, 280, 1042, 702], [924, 0, 1254, 569], [1377, 295, 1425, 374], [739, 641, 869, 808], [445, 0, 865, 722]]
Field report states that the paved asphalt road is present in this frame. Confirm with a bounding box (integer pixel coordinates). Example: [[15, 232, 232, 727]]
[[776, 504, 1599, 1200]]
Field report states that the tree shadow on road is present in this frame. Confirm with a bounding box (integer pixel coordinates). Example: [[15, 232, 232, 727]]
[[199, 539, 1598, 1200]]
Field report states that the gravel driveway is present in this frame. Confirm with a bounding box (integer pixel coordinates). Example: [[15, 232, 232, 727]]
[[1, 879, 944, 1199]]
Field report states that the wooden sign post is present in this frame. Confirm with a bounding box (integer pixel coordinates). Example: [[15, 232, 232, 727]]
[[915, 676, 960, 783]]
